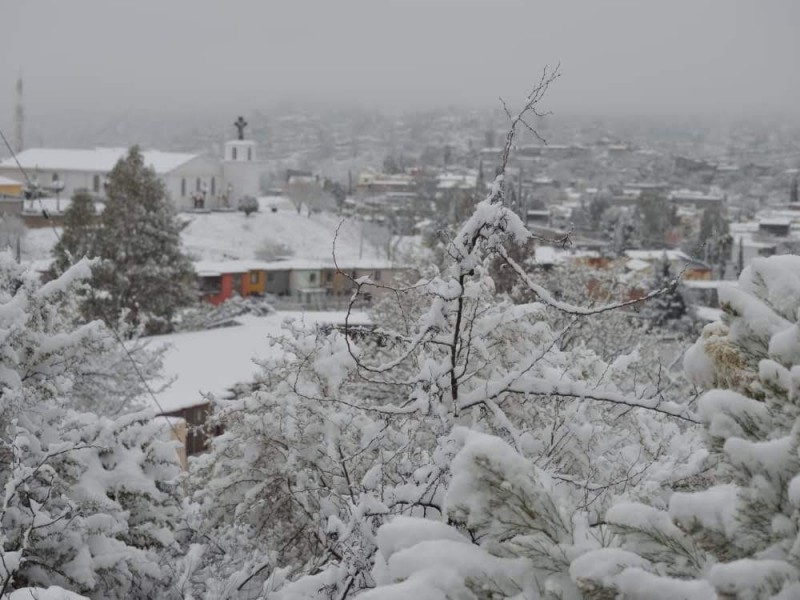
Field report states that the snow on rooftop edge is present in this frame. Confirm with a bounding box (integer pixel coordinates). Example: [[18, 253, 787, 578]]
[[0, 147, 198, 174]]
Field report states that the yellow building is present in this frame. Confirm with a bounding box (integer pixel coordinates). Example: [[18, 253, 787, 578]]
[[0, 175, 22, 197]]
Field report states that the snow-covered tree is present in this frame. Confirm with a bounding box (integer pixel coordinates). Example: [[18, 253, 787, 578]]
[[576, 255, 800, 599], [50, 189, 98, 277], [187, 72, 702, 599], [86, 146, 196, 334], [0, 253, 183, 599], [639, 253, 690, 331]]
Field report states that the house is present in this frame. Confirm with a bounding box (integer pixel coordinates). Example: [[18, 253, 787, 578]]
[[196, 258, 410, 308], [668, 188, 725, 208], [0, 119, 264, 212], [0, 147, 207, 208], [150, 311, 371, 461], [0, 175, 22, 197], [195, 261, 270, 305], [623, 250, 712, 280]]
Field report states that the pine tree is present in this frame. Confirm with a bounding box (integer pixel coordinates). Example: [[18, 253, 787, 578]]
[[50, 189, 98, 277], [86, 147, 196, 334], [640, 253, 687, 328], [578, 255, 800, 599]]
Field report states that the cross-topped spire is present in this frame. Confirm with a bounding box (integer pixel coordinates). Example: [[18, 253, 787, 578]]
[[234, 116, 248, 140]]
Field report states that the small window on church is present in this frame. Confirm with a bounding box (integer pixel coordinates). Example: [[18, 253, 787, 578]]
[[309, 273, 317, 284], [247, 147, 252, 161], [181, 178, 186, 196], [93, 175, 100, 192], [211, 177, 215, 196], [52, 172, 59, 182], [196, 178, 201, 192], [232, 147, 238, 160]]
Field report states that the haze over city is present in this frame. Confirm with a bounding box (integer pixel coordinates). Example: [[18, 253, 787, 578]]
[[2, 0, 799, 121]]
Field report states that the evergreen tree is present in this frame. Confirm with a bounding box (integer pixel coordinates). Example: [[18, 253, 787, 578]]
[[639, 253, 688, 328], [86, 147, 195, 334], [635, 193, 679, 248], [692, 204, 731, 279], [50, 189, 98, 276], [579, 255, 800, 599]]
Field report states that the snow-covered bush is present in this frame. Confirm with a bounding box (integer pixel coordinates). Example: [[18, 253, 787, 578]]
[[580, 255, 800, 599], [0, 253, 183, 599]]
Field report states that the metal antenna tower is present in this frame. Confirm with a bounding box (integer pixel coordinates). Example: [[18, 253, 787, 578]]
[[14, 75, 24, 153]]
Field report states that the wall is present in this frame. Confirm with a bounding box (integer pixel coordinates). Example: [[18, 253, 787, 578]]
[[264, 270, 290, 295], [166, 156, 224, 211], [0, 166, 102, 201], [290, 269, 323, 295], [242, 270, 265, 296]]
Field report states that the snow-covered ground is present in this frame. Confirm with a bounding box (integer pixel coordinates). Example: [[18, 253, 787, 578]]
[[20, 196, 402, 266], [149, 311, 369, 413], [180, 196, 378, 262]]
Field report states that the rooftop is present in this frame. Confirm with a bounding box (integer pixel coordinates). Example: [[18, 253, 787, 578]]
[[0, 148, 199, 174]]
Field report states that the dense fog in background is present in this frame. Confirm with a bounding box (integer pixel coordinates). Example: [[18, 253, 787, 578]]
[[1, 0, 798, 150]]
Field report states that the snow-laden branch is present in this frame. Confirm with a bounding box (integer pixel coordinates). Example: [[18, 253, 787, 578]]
[[459, 375, 698, 423], [35, 257, 96, 299], [498, 246, 680, 316]]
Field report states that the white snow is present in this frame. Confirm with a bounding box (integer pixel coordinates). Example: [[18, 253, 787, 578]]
[[0, 147, 197, 174], [180, 198, 392, 263], [149, 311, 369, 413], [7, 587, 88, 600]]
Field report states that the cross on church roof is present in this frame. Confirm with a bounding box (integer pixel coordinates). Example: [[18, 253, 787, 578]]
[[234, 116, 248, 140]]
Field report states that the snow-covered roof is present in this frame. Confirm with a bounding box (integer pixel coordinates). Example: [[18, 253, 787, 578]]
[[257, 258, 402, 271], [625, 258, 651, 272], [149, 312, 370, 412], [436, 173, 477, 190], [624, 250, 692, 262], [0, 148, 199, 174], [759, 218, 792, 227], [194, 258, 403, 276], [668, 189, 725, 203], [0, 175, 22, 186], [682, 280, 729, 289]]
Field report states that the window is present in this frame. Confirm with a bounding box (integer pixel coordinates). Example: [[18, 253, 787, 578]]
[[211, 176, 215, 196], [247, 147, 252, 161], [267, 273, 275, 282], [250, 271, 259, 285], [196, 178, 201, 192], [326, 271, 333, 282], [181, 178, 186, 196], [93, 175, 100, 193], [374, 270, 382, 281], [51, 172, 59, 182], [309, 272, 317, 284], [232, 147, 237, 160]]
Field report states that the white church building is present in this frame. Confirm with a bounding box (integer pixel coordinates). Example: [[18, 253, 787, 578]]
[[0, 117, 263, 212]]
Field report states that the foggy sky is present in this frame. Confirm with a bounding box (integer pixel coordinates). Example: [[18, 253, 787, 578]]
[[1, 0, 798, 121]]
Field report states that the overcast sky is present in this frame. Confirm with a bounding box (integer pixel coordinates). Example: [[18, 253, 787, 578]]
[[1, 0, 798, 121]]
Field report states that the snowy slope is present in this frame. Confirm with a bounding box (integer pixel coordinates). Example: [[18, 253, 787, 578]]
[[180, 196, 374, 262], [20, 196, 389, 266], [148, 311, 369, 413]]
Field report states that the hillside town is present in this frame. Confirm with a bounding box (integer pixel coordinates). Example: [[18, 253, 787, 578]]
[[3, 2, 800, 599]]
